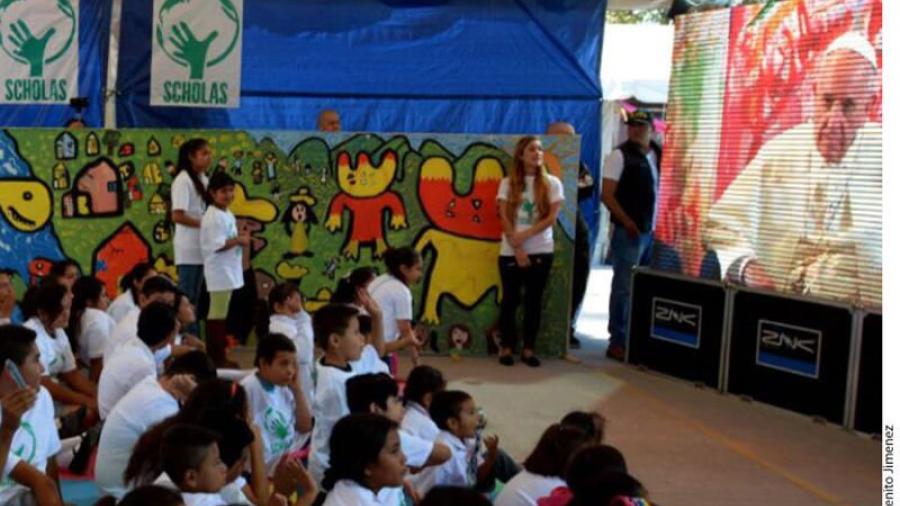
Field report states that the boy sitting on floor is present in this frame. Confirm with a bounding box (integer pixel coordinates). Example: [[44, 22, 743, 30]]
[[0, 324, 63, 506]]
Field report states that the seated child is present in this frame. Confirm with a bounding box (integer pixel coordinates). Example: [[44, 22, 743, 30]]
[[267, 283, 315, 404], [322, 413, 406, 506], [96, 351, 217, 498], [107, 263, 157, 324], [417, 390, 501, 495], [308, 304, 365, 485], [123, 380, 248, 489], [536, 444, 632, 506], [48, 259, 80, 289], [401, 365, 446, 441], [346, 373, 451, 504], [560, 410, 606, 444], [98, 301, 178, 419], [205, 413, 317, 506], [369, 248, 427, 371], [107, 276, 178, 357], [494, 424, 593, 506], [331, 267, 389, 375], [0, 324, 63, 506], [158, 424, 229, 505], [241, 334, 313, 475], [68, 276, 114, 382], [22, 282, 98, 428]]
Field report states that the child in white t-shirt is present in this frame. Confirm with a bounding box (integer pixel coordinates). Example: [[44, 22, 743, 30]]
[[494, 424, 593, 506], [308, 304, 366, 486], [95, 350, 217, 498], [200, 172, 249, 368], [368, 248, 425, 372], [106, 276, 179, 358], [322, 414, 406, 506], [331, 267, 390, 376], [267, 283, 315, 404], [98, 302, 178, 419], [68, 276, 113, 382], [0, 324, 63, 506], [22, 282, 98, 427], [241, 334, 313, 475], [171, 139, 211, 336], [346, 373, 451, 505], [106, 263, 157, 324], [159, 424, 230, 506], [416, 391, 500, 496], [401, 365, 446, 441]]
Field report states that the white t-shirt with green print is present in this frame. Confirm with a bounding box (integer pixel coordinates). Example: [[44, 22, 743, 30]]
[[496, 175, 564, 256], [241, 373, 300, 475], [0, 386, 61, 504], [25, 318, 77, 377]]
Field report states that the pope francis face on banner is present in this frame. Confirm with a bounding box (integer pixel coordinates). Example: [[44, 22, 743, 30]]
[[704, 31, 882, 307]]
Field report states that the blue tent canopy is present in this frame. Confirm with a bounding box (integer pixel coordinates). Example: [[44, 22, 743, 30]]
[[0, 0, 606, 242]]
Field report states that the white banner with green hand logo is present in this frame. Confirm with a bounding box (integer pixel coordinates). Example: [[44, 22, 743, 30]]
[[150, 0, 242, 108], [0, 0, 78, 104]]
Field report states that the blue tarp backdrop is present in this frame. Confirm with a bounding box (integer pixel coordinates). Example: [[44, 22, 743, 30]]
[[117, 0, 607, 242], [1, 0, 606, 243]]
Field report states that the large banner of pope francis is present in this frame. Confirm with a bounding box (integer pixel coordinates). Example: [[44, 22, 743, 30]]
[[655, 0, 882, 309]]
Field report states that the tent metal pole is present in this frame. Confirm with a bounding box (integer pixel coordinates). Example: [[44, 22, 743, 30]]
[[104, 0, 123, 129]]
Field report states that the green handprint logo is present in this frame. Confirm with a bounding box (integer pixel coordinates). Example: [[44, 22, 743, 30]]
[[0, 0, 77, 77], [156, 0, 241, 80], [264, 407, 293, 451], [169, 22, 218, 79], [8, 21, 55, 77]]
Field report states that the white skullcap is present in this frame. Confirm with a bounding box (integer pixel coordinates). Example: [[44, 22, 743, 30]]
[[824, 31, 878, 69]]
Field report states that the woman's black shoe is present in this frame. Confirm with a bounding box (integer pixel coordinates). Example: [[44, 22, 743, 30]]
[[521, 355, 541, 367], [499, 355, 515, 366]]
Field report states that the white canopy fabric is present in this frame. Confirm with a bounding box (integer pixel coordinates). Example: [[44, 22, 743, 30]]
[[601, 23, 674, 103], [607, 0, 673, 10]]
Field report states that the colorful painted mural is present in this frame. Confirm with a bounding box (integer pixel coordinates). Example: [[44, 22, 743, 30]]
[[0, 128, 579, 356]]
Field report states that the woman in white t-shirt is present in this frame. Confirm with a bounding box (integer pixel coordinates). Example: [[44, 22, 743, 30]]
[[368, 248, 425, 373], [495, 423, 591, 506], [171, 138, 212, 334], [200, 172, 249, 368], [67, 276, 113, 382], [107, 262, 157, 324], [496, 136, 563, 368]]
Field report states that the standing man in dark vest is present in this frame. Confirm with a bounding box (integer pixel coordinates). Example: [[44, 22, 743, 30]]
[[602, 110, 661, 361]]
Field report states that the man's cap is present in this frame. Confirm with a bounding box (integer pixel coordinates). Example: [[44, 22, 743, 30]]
[[626, 110, 654, 127]]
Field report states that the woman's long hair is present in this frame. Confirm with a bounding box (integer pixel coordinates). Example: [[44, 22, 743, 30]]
[[123, 379, 246, 487], [505, 135, 551, 225], [175, 138, 209, 205]]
